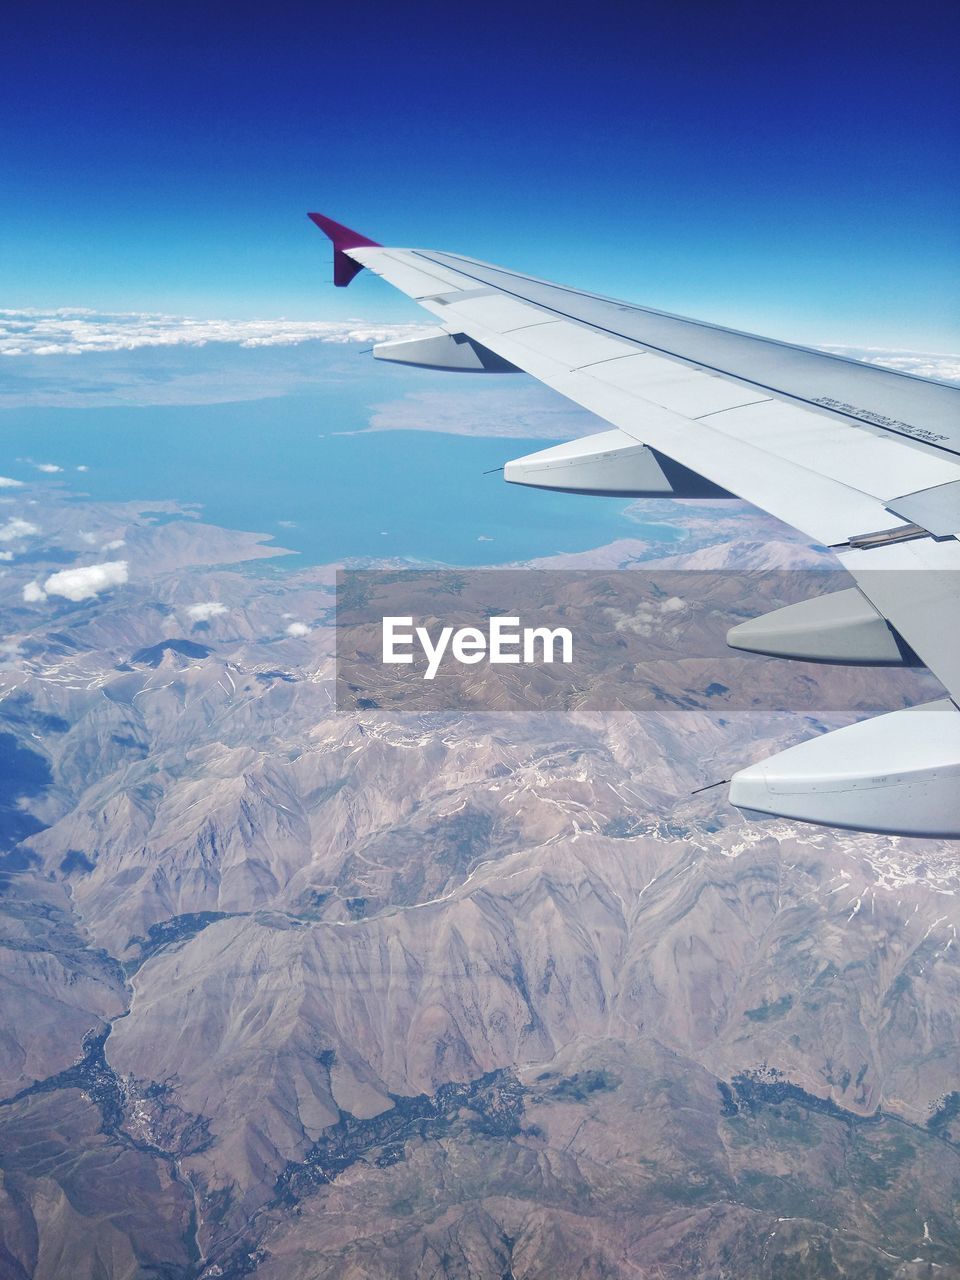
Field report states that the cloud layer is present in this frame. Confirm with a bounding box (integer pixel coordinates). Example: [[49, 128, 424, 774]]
[[0, 309, 427, 357], [1, 312, 958, 387], [822, 346, 960, 384]]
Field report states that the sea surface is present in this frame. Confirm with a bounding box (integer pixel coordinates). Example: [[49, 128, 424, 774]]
[[0, 394, 677, 566]]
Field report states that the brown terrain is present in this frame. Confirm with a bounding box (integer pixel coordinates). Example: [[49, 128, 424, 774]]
[[0, 485, 958, 1280]]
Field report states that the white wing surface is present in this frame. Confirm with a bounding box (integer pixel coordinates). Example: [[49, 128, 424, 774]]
[[311, 213, 960, 837]]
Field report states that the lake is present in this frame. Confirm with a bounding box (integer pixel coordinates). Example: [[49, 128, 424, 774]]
[[0, 392, 675, 566]]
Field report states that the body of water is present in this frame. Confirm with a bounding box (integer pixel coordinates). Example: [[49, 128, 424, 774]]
[[1, 394, 676, 566]]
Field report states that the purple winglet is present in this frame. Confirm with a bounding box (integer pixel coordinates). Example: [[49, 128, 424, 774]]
[[308, 212, 380, 287]]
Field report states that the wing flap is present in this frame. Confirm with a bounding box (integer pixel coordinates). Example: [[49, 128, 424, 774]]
[[698, 400, 959, 502], [887, 480, 960, 537], [839, 536, 960, 702]]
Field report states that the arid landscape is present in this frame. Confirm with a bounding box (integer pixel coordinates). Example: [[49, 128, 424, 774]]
[[1, 474, 958, 1280]]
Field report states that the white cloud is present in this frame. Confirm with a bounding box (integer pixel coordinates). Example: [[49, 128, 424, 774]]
[[1, 311, 958, 388], [101, 538, 126, 551], [285, 622, 310, 637], [0, 309, 428, 357], [22, 580, 46, 602], [42, 560, 128, 602], [186, 601, 228, 622], [819, 346, 960, 384], [0, 517, 39, 543], [76, 464, 89, 472], [0, 551, 12, 561], [34, 463, 62, 473], [0, 477, 23, 488]]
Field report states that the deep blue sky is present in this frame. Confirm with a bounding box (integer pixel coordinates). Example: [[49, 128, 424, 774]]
[[3, 1, 958, 347]]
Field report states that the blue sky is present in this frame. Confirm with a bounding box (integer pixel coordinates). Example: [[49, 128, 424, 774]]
[[3, 1, 958, 347]]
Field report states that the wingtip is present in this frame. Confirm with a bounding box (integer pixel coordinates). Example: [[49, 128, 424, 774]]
[[307, 212, 380, 288], [307, 212, 380, 250]]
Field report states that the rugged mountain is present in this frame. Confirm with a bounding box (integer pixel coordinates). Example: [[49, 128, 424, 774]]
[[1, 487, 958, 1279]]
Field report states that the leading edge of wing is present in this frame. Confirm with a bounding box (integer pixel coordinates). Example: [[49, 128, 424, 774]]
[[323, 221, 959, 461]]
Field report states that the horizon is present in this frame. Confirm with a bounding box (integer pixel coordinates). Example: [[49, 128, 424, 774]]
[[2, 1, 958, 349]]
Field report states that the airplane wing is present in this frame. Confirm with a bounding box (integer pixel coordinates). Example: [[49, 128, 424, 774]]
[[310, 213, 960, 838]]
